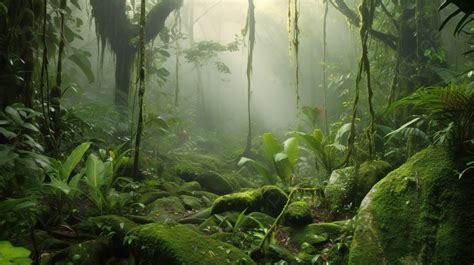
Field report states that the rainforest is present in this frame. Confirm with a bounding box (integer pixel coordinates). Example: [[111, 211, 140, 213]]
[[0, 0, 473, 264]]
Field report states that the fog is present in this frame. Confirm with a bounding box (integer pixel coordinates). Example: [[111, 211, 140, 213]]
[[63, 0, 360, 144]]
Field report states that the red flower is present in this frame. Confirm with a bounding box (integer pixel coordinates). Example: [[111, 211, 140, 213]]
[[314, 107, 324, 116]]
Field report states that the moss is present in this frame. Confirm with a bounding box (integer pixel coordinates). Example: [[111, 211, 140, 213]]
[[179, 190, 219, 206], [211, 186, 288, 217], [288, 223, 342, 246], [138, 191, 170, 205], [349, 146, 474, 264], [48, 239, 111, 265], [324, 160, 391, 213], [283, 201, 312, 227], [129, 223, 255, 264], [180, 195, 204, 210], [147, 196, 186, 222], [181, 181, 202, 191], [175, 162, 234, 195]]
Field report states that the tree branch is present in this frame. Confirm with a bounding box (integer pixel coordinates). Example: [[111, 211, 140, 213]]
[[146, 0, 183, 43], [330, 0, 398, 50]]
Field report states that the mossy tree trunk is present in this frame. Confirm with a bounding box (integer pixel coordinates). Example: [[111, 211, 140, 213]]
[[90, 0, 182, 108], [0, 0, 42, 109]]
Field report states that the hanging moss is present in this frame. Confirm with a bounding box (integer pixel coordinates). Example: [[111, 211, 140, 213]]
[[89, 0, 182, 106]]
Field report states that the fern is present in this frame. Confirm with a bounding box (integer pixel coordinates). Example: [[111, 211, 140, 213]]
[[391, 83, 474, 152]]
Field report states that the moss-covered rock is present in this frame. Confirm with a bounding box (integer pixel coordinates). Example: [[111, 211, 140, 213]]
[[175, 162, 234, 195], [180, 195, 204, 210], [48, 239, 111, 265], [324, 160, 391, 213], [179, 190, 219, 206], [147, 196, 186, 222], [181, 181, 202, 192], [129, 223, 255, 264], [283, 201, 312, 227], [349, 146, 474, 264], [288, 223, 342, 246], [138, 191, 171, 205], [211, 186, 288, 217]]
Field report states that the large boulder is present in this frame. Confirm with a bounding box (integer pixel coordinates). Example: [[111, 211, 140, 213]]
[[324, 160, 391, 213], [349, 146, 474, 264], [175, 162, 234, 195], [129, 223, 255, 264], [211, 186, 288, 217]]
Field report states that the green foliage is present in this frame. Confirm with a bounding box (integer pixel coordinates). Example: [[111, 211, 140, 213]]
[[439, 1, 474, 59], [0, 197, 38, 239], [0, 104, 48, 194], [47, 142, 91, 197], [84, 150, 132, 214], [292, 127, 347, 176], [239, 133, 299, 186], [0, 241, 31, 265], [184, 38, 240, 74], [389, 83, 474, 152]]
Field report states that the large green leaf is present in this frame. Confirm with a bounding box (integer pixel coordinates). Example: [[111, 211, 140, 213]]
[[61, 142, 91, 180], [85, 154, 105, 189], [5, 106, 23, 125], [68, 171, 85, 198], [292, 131, 323, 155], [283, 137, 299, 167], [238, 157, 275, 184], [0, 241, 32, 265], [273, 153, 292, 184], [69, 53, 94, 83], [48, 176, 71, 195], [262, 133, 283, 161]]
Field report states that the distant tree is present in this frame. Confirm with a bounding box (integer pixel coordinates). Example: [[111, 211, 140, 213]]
[[90, 0, 182, 108]]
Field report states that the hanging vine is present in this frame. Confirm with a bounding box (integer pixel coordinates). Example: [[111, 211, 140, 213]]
[[343, 0, 377, 166], [294, 0, 300, 122], [243, 0, 255, 155], [288, 0, 301, 122], [172, 9, 182, 107], [132, 0, 147, 179], [50, 0, 68, 154], [322, 0, 329, 134]]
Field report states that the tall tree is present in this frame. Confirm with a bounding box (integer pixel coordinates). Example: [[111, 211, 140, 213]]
[[90, 0, 182, 107], [132, 0, 148, 179], [0, 0, 42, 109], [243, 0, 256, 155]]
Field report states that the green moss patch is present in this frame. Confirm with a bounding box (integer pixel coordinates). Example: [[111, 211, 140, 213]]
[[129, 223, 255, 264], [211, 186, 288, 217], [324, 160, 391, 213], [349, 146, 474, 264], [175, 162, 234, 195], [283, 201, 313, 227]]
